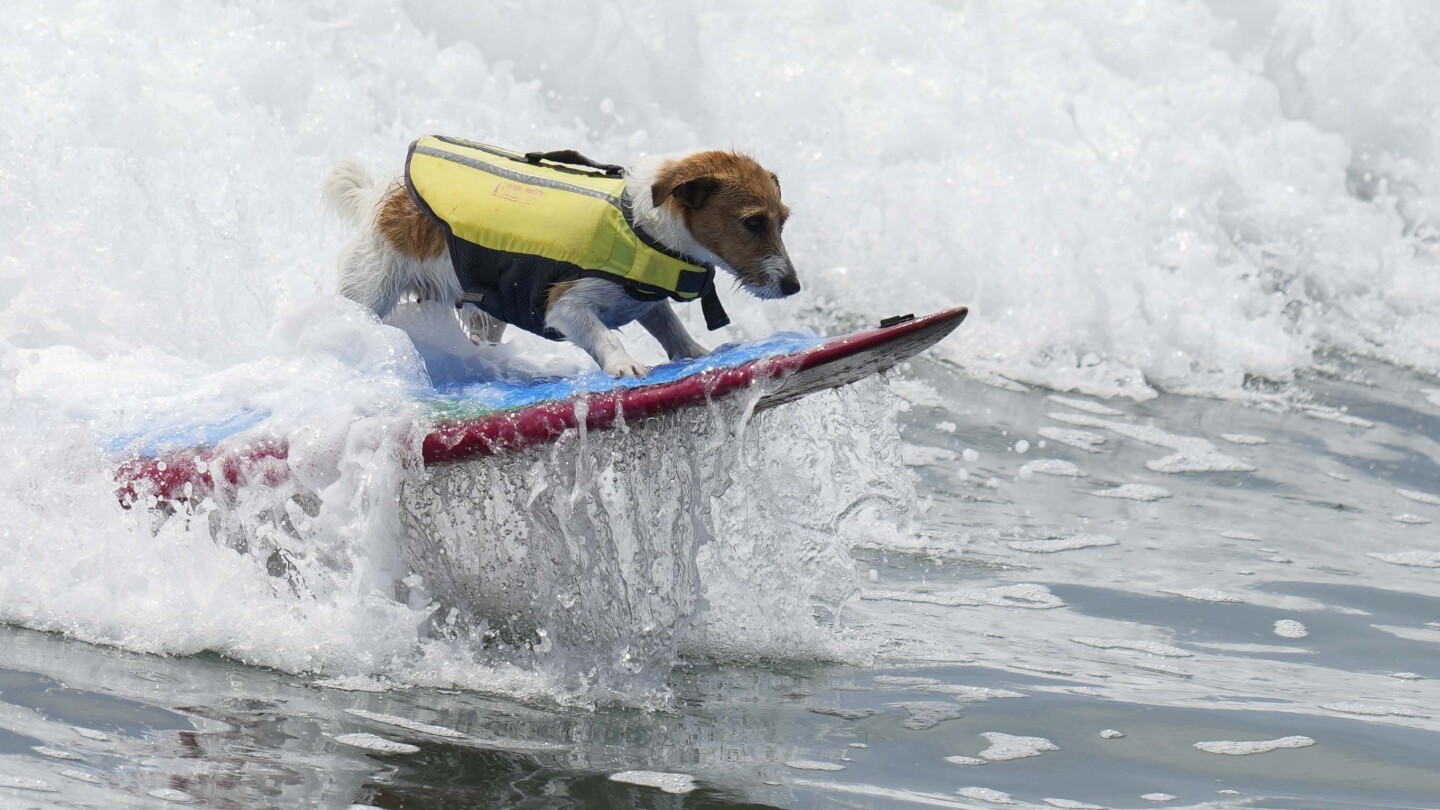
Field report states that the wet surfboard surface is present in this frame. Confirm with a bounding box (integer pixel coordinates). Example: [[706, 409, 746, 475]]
[[116, 307, 967, 503]]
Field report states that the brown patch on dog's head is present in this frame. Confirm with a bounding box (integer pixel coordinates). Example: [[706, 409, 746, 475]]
[[651, 151, 799, 299], [378, 180, 446, 261]]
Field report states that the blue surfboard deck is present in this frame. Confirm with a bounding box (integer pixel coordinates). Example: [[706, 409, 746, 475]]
[[116, 308, 968, 503]]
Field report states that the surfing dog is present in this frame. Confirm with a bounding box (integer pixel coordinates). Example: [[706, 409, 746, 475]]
[[322, 141, 800, 377]]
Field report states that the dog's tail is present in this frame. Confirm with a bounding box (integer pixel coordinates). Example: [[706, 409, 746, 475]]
[[321, 159, 375, 226]]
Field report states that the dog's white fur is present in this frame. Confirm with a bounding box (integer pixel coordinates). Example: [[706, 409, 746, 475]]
[[323, 161, 463, 318], [324, 151, 792, 377]]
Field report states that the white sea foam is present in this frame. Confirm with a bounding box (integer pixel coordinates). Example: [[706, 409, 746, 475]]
[[1141, 794, 1176, 803], [1100, 729, 1124, 739], [148, 789, 196, 804], [1321, 702, 1427, 718], [1221, 433, 1268, 445], [1372, 624, 1440, 646], [976, 732, 1059, 761], [1368, 551, 1440, 568], [914, 684, 1025, 701], [1159, 588, 1242, 603], [1194, 736, 1315, 755], [899, 702, 966, 730], [1273, 620, 1309, 639], [1049, 413, 1256, 473], [904, 446, 959, 467], [1091, 484, 1174, 502], [1018, 459, 1088, 478], [1395, 489, 1440, 505], [1392, 513, 1432, 525], [1133, 662, 1193, 679], [1299, 406, 1376, 429], [956, 786, 1014, 804], [1044, 800, 1105, 810], [58, 769, 102, 784], [1037, 428, 1107, 453], [609, 771, 697, 793]]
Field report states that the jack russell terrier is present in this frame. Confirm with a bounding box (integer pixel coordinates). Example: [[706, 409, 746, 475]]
[[323, 137, 799, 377]]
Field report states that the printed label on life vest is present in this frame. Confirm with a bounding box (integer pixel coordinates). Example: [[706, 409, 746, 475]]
[[492, 181, 543, 205]]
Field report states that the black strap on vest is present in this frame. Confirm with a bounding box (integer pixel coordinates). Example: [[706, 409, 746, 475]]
[[524, 150, 623, 177], [701, 289, 729, 330], [617, 192, 729, 331]]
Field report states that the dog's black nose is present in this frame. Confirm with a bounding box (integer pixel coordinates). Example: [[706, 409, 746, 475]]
[[779, 276, 801, 296]]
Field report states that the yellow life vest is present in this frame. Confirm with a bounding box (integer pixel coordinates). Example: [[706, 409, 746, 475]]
[[405, 136, 728, 338]]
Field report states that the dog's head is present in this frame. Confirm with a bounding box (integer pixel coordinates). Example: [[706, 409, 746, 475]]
[[651, 151, 799, 299]]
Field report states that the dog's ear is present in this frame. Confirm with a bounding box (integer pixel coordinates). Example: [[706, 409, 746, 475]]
[[652, 175, 720, 209]]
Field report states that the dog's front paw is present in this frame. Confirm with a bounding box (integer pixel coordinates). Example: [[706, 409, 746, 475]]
[[603, 356, 650, 378]]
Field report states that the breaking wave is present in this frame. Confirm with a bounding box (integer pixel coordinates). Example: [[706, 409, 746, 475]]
[[2, 0, 1439, 699]]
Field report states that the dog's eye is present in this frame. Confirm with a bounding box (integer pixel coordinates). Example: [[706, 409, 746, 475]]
[[743, 214, 768, 235]]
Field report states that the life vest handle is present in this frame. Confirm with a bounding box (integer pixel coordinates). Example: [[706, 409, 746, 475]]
[[524, 149, 624, 178]]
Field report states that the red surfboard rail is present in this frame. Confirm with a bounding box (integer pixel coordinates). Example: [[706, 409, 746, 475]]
[[116, 307, 967, 506]]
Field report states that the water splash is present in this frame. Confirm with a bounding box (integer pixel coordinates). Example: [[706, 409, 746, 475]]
[[399, 376, 908, 697]]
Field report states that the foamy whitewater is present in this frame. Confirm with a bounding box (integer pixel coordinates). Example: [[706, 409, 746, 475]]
[[3, 2, 1440, 806], [2, 0, 1438, 687]]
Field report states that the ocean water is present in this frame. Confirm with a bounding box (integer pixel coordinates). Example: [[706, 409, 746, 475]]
[[3, 1, 1440, 807]]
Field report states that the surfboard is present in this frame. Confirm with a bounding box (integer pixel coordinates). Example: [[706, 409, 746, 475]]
[[116, 307, 967, 504]]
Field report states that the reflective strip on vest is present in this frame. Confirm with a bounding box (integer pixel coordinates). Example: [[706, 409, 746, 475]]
[[405, 136, 713, 300]]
